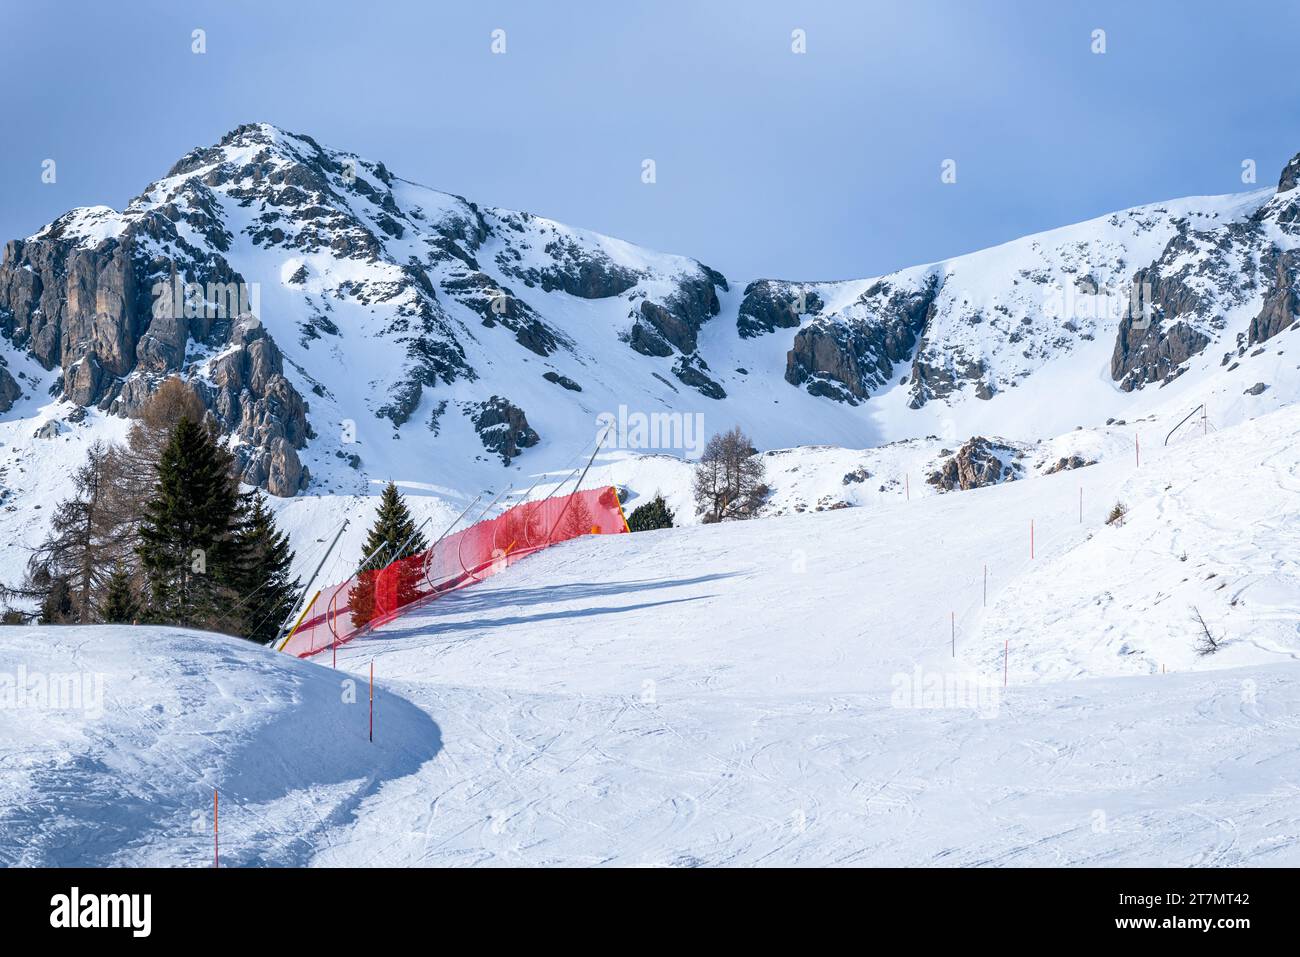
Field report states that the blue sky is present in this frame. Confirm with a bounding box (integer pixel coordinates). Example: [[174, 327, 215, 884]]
[[2, 0, 1298, 281]]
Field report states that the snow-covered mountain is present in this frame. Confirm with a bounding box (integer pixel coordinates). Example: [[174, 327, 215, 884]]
[[3, 122, 1299, 514], [6, 124, 1300, 868]]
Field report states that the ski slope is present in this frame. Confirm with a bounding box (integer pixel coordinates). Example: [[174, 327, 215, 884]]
[[5, 403, 1298, 866]]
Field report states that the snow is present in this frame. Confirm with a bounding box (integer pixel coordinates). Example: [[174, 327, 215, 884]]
[[5, 124, 1300, 866], [0, 625, 438, 866], [5, 403, 1299, 865]]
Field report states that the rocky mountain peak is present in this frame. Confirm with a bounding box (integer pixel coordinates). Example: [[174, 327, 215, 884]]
[[1278, 152, 1300, 193]]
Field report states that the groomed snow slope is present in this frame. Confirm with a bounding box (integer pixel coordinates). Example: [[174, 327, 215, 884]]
[[4, 404, 1298, 866]]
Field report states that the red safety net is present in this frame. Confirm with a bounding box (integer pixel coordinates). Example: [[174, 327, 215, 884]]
[[279, 485, 630, 658]]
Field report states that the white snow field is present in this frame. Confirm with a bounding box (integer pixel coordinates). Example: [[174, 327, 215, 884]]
[[3, 403, 1299, 866]]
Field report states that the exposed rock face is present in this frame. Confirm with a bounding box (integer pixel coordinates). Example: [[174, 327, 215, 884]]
[[786, 277, 936, 404], [493, 219, 641, 298], [1249, 249, 1300, 345], [1244, 381, 1268, 395], [737, 280, 823, 338], [0, 363, 20, 412], [542, 371, 582, 392], [0, 233, 145, 391], [1279, 154, 1300, 194], [440, 270, 560, 357], [468, 396, 539, 464], [927, 437, 1022, 492], [1108, 166, 1300, 390], [484, 207, 727, 389], [908, 348, 988, 408], [1111, 312, 1211, 392], [671, 354, 726, 400], [1108, 228, 1248, 391], [195, 322, 311, 495], [0, 217, 314, 496], [636, 274, 723, 357], [1043, 454, 1095, 475]]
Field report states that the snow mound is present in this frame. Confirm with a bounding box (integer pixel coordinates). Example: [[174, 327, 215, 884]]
[[0, 625, 440, 866]]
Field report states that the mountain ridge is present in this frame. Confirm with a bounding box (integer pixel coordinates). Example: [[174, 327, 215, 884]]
[[1, 122, 1298, 501]]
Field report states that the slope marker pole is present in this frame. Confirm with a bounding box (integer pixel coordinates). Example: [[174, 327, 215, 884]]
[[1003, 640, 1009, 687], [1079, 486, 1083, 523], [905, 475, 910, 501], [214, 788, 219, 868], [983, 564, 987, 607], [369, 661, 374, 743], [1136, 434, 1141, 469]]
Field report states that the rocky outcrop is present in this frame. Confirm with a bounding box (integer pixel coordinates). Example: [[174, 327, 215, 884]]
[[1110, 217, 1267, 391], [1111, 255, 1213, 391], [1111, 311, 1211, 392], [0, 233, 146, 392], [197, 322, 311, 495], [637, 273, 723, 356], [0, 215, 314, 496], [908, 349, 989, 408], [468, 396, 539, 464], [0, 363, 20, 412], [493, 221, 641, 298], [1043, 454, 1095, 475], [1279, 154, 1300, 194], [786, 277, 936, 404], [542, 371, 582, 392], [1248, 249, 1300, 346], [927, 437, 1022, 492], [441, 270, 560, 357], [671, 354, 726, 400], [737, 280, 823, 338]]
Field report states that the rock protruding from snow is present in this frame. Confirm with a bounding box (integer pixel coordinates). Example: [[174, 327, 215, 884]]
[[0, 363, 20, 412], [786, 276, 936, 404], [737, 279, 823, 339], [469, 396, 539, 464], [927, 436, 1022, 491], [1043, 454, 1095, 475]]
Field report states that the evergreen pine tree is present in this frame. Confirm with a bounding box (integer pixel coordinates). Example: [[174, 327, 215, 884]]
[[350, 482, 428, 627], [136, 416, 242, 628], [627, 494, 675, 532], [100, 567, 140, 623], [38, 573, 73, 624], [233, 492, 301, 643], [360, 482, 429, 563]]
